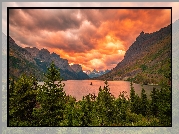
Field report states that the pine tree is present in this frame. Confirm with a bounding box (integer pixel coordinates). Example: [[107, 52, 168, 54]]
[[61, 95, 76, 126], [80, 94, 93, 126], [157, 87, 171, 126], [9, 74, 37, 126], [130, 78, 136, 113], [96, 80, 115, 126], [140, 88, 148, 116], [130, 79, 135, 103], [150, 87, 159, 117], [33, 62, 66, 126], [129, 79, 142, 115], [114, 91, 129, 125]]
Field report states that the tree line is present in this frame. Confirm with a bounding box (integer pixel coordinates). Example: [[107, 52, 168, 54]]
[[9, 62, 171, 126]]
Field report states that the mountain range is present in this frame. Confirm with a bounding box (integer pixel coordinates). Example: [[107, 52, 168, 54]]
[[97, 24, 171, 85], [85, 69, 110, 78], [9, 37, 89, 81], [8, 21, 172, 85]]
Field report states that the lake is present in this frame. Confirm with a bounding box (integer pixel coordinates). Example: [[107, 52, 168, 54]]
[[38, 80, 161, 101]]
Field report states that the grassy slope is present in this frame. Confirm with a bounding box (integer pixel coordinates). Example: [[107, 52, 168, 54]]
[[98, 33, 171, 86]]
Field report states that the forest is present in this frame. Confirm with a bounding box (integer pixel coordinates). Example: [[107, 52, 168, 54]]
[[9, 62, 171, 126]]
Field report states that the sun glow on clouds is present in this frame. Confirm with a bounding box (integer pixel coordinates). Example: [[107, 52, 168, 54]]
[[9, 8, 171, 71]]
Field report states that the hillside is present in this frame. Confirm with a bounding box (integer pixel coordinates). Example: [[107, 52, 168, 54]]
[[97, 24, 171, 86], [25, 47, 89, 80], [9, 36, 44, 80], [9, 36, 89, 81]]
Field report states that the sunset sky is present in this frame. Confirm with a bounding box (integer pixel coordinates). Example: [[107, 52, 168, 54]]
[[9, 8, 171, 71]]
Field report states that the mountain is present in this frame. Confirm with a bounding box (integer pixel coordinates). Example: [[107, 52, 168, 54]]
[[70, 64, 89, 79], [9, 36, 89, 80], [97, 24, 171, 85], [9, 37, 44, 80], [25, 47, 72, 71], [86, 69, 110, 78], [71, 64, 82, 73]]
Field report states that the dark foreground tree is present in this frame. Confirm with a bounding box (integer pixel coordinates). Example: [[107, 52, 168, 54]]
[[9, 74, 37, 126], [96, 80, 115, 126], [150, 87, 171, 126], [140, 88, 149, 116], [8, 62, 171, 126], [32, 62, 66, 126]]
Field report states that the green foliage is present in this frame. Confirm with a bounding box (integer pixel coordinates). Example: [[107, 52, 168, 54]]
[[9, 74, 37, 126], [140, 88, 149, 116], [150, 87, 171, 126], [32, 62, 66, 126], [61, 95, 77, 126], [9, 62, 171, 126], [95, 81, 115, 126], [114, 91, 129, 125], [130, 79, 137, 113], [9, 55, 45, 81], [9, 56, 21, 68], [140, 64, 148, 72], [150, 88, 160, 117]]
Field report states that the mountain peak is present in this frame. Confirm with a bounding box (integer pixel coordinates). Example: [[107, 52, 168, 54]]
[[98, 24, 171, 84], [51, 52, 60, 58], [25, 47, 40, 57], [70, 64, 82, 73], [9, 35, 89, 80], [140, 31, 144, 35]]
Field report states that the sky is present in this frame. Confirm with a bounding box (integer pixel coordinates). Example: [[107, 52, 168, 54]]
[[3, 2, 176, 71]]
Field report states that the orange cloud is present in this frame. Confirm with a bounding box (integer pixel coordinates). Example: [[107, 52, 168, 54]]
[[9, 8, 171, 71]]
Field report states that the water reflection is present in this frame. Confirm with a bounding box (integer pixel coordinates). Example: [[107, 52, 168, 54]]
[[63, 80, 159, 100], [39, 80, 161, 101]]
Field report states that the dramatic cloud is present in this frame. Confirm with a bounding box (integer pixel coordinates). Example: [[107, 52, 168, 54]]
[[9, 8, 171, 71]]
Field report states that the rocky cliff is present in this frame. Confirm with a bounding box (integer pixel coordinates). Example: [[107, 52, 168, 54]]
[[71, 64, 82, 73], [9, 36, 89, 80], [70, 64, 89, 79], [9, 37, 44, 80], [26, 47, 74, 72], [98, 24, 171, 85]]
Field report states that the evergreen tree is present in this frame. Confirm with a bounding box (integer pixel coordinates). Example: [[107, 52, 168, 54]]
[[130, 79, 136, 113], [140, 88, 148, 116], [9, 74, 37, 126], [150, 86, 171, 126], [150, 87, 159, 117], [129, 79, 142, 115], [114, 91, 129, 125], [157, 87, 171, 126], [80, 94, 93, 126], [61, 95, 76, 126], [33, 62, 66, 126], [96, 80, 115, 126], [8, 61, 171, 126]]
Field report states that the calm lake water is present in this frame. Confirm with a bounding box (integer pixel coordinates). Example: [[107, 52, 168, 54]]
[[38, 80, 161, 101]]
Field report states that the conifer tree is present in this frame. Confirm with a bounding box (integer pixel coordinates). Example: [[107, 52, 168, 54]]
[[96, 80, 115, 126], [130, 78, 136, 113], [33, 62, 66, 126], [129, 78, 142, 115], [157, 87, 171, 126], [80, 94, 93, 126], [114, 91, 129, 125], [61, 95, 76, 126], [150, 87, 159, 117], [9, 74, 37, 126], [140, 88, 148, 116]]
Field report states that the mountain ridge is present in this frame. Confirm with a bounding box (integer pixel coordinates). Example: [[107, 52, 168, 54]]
[[97, 24, 171, 85], [9, 36, 89, 80]]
